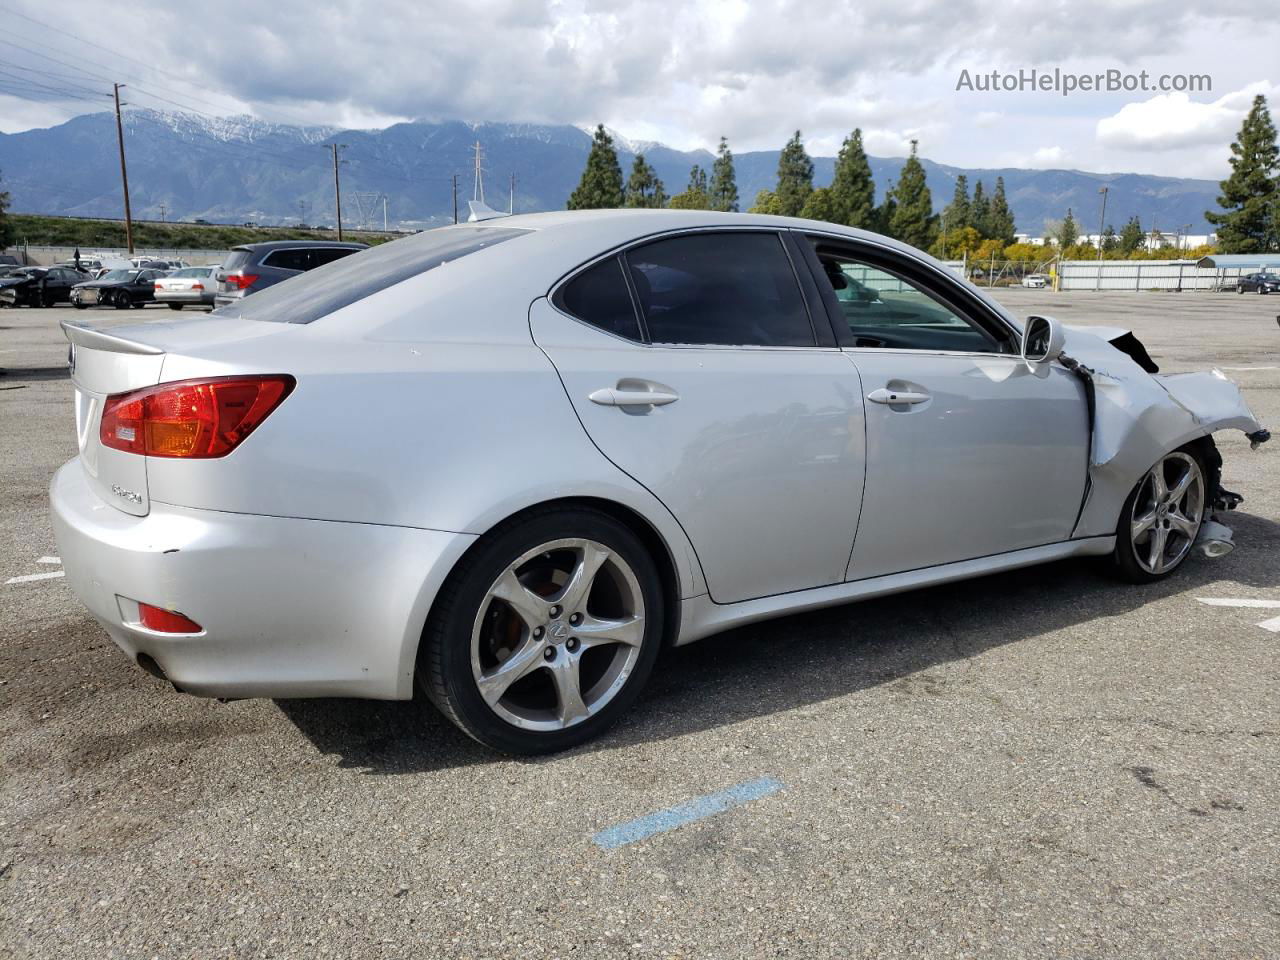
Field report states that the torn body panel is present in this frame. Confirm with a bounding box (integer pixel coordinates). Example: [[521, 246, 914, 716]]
[[1058, 325, 1267, 539]]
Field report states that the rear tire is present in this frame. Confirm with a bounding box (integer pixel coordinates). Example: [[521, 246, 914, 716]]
[[419, 507, 664, 754], [1110, 446, 1206, 583], [168, 303, 184, 311]]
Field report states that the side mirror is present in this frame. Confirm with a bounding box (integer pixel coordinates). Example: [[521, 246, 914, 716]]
[[1022, 315, 1064, 363]]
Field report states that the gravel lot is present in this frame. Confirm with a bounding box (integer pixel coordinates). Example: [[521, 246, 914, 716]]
[[2, 290, 1279, 959]]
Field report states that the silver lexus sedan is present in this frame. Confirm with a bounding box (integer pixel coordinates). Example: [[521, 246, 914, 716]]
[[51, 210, 1269, 754]]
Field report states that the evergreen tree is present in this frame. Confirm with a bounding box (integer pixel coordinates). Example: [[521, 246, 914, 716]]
[[942, 175, 971, 231], [1119, 216, 1144, 253], [1100, 224, 1119, 253], [829, 129, 876, 229], [567, 124, 624, 210], [1056, 208, 1079, 248], [800, 187, 838, 222], [875, 182, 897, 236], [1206, 94, 1279, 252], [888, 141, 936, 249], [0, 169, 11, 250], [668, 165, 711, 209], [709, 137, 739, 212], [970, 180, 990, 237], [775, 131, 814, 217], [624, 154, 667, 208], [748, 189, 783, 215], [987, 177, 1016, 245]]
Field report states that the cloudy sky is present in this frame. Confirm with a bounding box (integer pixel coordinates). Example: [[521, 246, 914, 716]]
[[0, 0, 1276, 178]]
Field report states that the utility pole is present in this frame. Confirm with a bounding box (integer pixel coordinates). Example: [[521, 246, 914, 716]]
[[159, 201, 166, 223], [509, 173, 516, 215], [1095, 186, 1108, 291], [113, 83, 134, 254], [326, 143, 347, 241], [451, 174, 459, 224], [382, 195, 388, 232]]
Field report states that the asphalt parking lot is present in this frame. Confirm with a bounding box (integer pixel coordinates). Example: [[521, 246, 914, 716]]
[[2, 291, 1279, 959]]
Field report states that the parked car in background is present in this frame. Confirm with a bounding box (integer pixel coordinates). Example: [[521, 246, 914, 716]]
[[214, 240, 367, 307], [153, 266, 217, 310], [0, 266, 86, 307], [71, 268, 168, 309], [1237, 271, 1280, 294], [129, 257, 187, 270], [0, 254, 22, 267], [56, 258, 105, 274], [1021, 273, 1049, 288]]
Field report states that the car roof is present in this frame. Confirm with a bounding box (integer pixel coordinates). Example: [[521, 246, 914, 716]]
[[231, 240, 370, 252]]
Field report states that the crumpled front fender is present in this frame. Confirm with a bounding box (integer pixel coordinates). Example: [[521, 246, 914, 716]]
[[1060, 325, 1266, 537]]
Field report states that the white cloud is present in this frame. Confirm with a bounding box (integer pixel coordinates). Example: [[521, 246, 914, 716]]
[[1096, 82, 1278, 151], [1024, 146, 1067, 168], [0, 0, 1276, 178]]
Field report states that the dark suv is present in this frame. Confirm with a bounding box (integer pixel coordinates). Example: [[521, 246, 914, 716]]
[[214, 240, 368, 307]]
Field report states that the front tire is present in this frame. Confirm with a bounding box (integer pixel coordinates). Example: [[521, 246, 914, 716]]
[[1110, 447, 1206, 583], [420, 507, 664, 754]]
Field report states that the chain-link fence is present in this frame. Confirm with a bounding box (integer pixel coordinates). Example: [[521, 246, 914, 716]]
[[945, 258, 1248, 292], [8, 245, 230, 267]]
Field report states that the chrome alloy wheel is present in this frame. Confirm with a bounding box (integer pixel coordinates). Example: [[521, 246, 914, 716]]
[[470, 538, 645, 731], [1130, 451, 1205, 575]]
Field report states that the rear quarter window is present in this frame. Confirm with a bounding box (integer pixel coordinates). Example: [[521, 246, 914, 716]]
[[215, 227, 531, 324]]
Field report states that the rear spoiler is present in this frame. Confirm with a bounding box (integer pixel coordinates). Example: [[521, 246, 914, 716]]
[[60, 319, 164, 356]]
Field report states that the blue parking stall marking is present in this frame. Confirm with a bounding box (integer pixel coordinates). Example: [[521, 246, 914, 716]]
[[592, 777, 785, 850]]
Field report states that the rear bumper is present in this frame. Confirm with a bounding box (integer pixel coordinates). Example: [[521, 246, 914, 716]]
[[50, 459, 476, 700], [155, 290, 215, 305]]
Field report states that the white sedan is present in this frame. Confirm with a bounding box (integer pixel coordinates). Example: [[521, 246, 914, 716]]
[[51, 210, 1268, 753]]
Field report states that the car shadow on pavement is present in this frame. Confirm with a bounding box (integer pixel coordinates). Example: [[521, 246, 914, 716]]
[[276, 510, 1280, 774]]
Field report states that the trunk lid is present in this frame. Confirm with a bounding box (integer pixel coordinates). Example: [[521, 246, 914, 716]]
[[62, 315, 292, 516], [64, 321, 166, 516]]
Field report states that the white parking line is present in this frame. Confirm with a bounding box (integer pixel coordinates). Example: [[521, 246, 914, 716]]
[[37, 556, 60, 564], [1196, 597, 1280, 633], [5, 571, 65, 585], [1196, 598, 1280, 609]]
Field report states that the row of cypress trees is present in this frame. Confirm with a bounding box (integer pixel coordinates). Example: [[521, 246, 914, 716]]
[[566, 125, 1016, 253]]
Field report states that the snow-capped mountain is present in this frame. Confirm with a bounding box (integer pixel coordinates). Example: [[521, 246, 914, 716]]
[[0, 109, 1223, 234]]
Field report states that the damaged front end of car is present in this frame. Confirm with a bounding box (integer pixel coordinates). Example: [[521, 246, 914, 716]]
[[1055, 323, 1269, 557]]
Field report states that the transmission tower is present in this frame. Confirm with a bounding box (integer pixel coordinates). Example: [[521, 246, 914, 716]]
[[472, 141, 486, 203], [352, 191, 383, 230]]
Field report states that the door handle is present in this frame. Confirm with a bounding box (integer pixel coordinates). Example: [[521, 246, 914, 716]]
[[867, 387, 930, 405], [589, 387, 679, 407]]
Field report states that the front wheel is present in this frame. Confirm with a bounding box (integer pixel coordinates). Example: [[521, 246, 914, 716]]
[[1110, 448, 1206, 583], [420, 507, 664, 754]]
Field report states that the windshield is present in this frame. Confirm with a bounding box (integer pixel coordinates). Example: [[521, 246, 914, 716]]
[[217, 226, 531, 324], [101, 270, 139, 282]]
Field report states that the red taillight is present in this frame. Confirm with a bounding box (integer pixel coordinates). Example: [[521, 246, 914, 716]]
[[100, 375, 295, 458], [154, 281, 163, 289], [139, 603, 202, 634], [223, 273, 259, 290], [191, 282, 204, 290]]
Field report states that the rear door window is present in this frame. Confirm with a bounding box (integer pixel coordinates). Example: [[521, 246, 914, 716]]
[[624, 232, 815, 347], [216, 226, 531, 324], [263, 249, 311, 272]]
